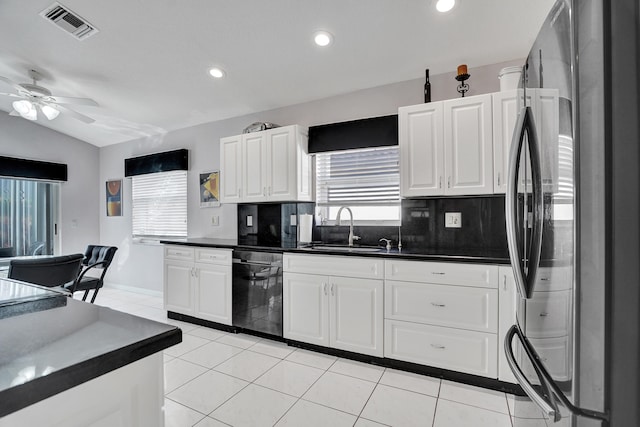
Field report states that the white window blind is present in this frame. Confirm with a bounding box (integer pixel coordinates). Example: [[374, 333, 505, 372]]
[[316, 146, 400, 206], [131, 170, 187, 238]]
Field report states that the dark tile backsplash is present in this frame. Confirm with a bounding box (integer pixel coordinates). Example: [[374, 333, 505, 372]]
[[313, 196, 508, 256], [238, 197, 508, 257]]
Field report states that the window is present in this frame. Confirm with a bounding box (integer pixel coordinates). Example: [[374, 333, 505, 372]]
[[131, 170, 187, 238], [315, 146, 400, 225], [0, 178, 59, 256]]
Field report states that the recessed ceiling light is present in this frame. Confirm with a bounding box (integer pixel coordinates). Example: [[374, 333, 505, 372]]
[[313, 31, 333, 47], [209, 67, 225, 78], [436, 0, 456, 13]]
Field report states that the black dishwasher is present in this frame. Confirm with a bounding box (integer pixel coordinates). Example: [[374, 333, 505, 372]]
[[232, 250, 283, 337]]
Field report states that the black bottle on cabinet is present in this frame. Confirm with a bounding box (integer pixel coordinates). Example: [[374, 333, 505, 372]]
[[424, 69, 431, 103]]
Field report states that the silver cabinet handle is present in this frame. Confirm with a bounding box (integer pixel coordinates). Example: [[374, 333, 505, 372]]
[[439, 176, 442, 189], [447, 177, 451, 188], [498, 172, 501, 187], [268, 186, 271, 196], [430, 344, 445, 350], [539, 312, 549, 317], [431, 302, 446, 308], [503, 275, 507, 291], [330, 283, 334, 296], [431, 272, 445, 275], [323, 283, 327, 295]]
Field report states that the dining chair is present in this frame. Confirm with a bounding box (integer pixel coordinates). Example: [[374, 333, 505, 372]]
[[8, 254, 84, 289], [65, 245, 118, 303]]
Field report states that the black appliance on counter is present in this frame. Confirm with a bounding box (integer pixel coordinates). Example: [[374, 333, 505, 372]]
[[232, 250, 283, 337]]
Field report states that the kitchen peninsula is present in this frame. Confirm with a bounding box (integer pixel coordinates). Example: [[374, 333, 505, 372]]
[[0, 278, 181, 426]]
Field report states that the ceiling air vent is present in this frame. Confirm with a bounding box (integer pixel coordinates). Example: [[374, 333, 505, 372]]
[[40, 2, 99, 40]]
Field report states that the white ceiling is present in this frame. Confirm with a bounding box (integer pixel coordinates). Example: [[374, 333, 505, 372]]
[[0, 0, 554, 147]]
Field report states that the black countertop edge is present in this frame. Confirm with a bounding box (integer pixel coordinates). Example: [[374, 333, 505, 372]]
[[0, 327, 181, 418], [160, 239, 512, 264], [160, 239, 572, 266]]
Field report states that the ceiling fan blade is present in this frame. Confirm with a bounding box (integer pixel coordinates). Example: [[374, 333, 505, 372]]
[[55, 104, 95, 124], [0, 92, 22, 99], [49, 95, 98, 107], [0, 76, 24, 93]]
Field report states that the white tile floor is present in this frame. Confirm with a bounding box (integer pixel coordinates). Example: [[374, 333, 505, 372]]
[[90, 286, 538, 427]]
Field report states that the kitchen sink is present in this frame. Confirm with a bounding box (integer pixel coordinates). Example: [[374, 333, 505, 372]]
[[308, 245, 383, 253]]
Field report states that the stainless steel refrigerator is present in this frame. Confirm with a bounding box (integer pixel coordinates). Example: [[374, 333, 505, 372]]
[[503, 0, 611, 425]]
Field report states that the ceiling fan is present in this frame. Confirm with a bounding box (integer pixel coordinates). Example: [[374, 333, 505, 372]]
[[0, 69, 98, 123]]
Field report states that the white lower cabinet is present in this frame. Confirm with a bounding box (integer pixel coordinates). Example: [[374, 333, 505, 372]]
[[383, 260, 500, 379], [283, 254, 384, 357], [385, 320, 498, 378], [163, 245, 232, 326]]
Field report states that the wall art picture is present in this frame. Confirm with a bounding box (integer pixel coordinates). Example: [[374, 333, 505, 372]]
[[200, 171, 220, 207], [106, 179, 122, 217]]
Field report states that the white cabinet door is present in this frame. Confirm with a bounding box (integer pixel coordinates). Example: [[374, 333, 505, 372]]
[[498, 266, 517, 383], [443, 94, 494, 195], [329, 276, 384, 357], [399, 102, 444, 197], [164, 260, 194, 315], [266, 126, 297, 201], [283, 272, 330, 347], [194, 263, 232, 325], [220, 135, 243, 203], [492, 91, 519, 193], [242, 132, 267, 202]]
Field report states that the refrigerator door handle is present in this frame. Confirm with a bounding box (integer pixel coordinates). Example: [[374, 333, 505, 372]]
[[504, 324, 559, 421], [505, 106, 544, 299], [505, 324, 609, 422]]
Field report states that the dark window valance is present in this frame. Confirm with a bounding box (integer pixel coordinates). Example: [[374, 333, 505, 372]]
[[125, 149, 189, 177], [308, 115, 398, 154], [0, 156, 67, 181]]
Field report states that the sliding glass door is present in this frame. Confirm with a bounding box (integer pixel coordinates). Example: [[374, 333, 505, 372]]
[[0, 178, 59, 257]]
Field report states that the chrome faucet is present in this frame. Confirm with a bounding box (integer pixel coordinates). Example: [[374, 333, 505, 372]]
[[336, 206, 360, 247]]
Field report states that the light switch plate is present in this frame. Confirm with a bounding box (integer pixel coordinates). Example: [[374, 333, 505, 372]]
[[445, 212, 462, 228], [211, 216, 220, 226], [290, 214, 297, 226], [247, 215, 253, 227]]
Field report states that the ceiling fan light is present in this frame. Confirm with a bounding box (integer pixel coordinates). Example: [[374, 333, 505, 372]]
[[41, 104, 60, 120], [12, 100, 33, 115]]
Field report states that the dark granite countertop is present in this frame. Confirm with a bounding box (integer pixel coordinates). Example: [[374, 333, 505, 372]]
[[160, 238, 512, 264], [0, 279, 181, 417]]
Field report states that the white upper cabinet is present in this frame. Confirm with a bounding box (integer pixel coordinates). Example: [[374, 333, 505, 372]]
[[399, 94, 493, 197], [243, 132, 267, 202], [492, 90, 520, 193], [219, 135, 243, 202], [399, 102, 444, 197], [443, 94, 494, 195], [220, 124, 313, 203]]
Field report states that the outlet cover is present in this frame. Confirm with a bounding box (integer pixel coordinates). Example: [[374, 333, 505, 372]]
[[445, 212, 462, 228], [246, 215, 253, 227], [211, 215, 220, 226]]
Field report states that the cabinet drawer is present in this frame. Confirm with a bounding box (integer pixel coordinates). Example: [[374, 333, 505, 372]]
[[385, 260, 498, 288], [524, 336, 571, 382], [525, 290, 571, 338], [284, 254, 383, 279], [164, 245, 195, 261], [195, 248, 232, 265], [385, 280, 498, 333], [534, 266, 571, 292], [385, 320, 497, 378]]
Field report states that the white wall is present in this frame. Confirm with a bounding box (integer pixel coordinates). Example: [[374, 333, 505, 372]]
[[100, 59, 521, 292], [0, 114, 100, 255]]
